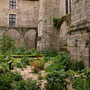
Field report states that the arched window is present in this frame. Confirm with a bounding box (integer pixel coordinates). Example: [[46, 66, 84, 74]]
[[9, 0, 16, 9]]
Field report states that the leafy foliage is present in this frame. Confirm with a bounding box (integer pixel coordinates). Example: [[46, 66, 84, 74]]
[[45, 71, 68, 90], [72, 68, 90, 90], [16, 80, 27, 90], [0, 74, 12, 90], [21, 57, 30, 65], [72, 77, 85, 90], [46, 52, 71, 72], [42, 50, 58, 57], [16, 62, 27, 68], [10, 71, 23, 81], [27, 79, 41, 90], [53, 14, 71, 29], [72, 61, 84, 71], [0, 35, 15, 56]]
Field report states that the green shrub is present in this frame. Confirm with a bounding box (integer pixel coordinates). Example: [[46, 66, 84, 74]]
[[45, 71, 68, 90], [46, 52, 71, 72], [0, 66, 5, 74], [21, 57, 30, 65], [16, 80, 27, 90], [72, 61, 84, 71], [0, 63, 9, 74], [42, 50, 58, 57], [10, 72, 23, 81], [55, 52, 71, 71], [0, 74, 12, 90], [72, 77, 85, 90], [0, 35, 15, 60], [11, 47, 26, 55], [0, 56, 8, 63], [15, 79, 41, 90], [27, 79, 41, 90], [16, 62, 23, 68], [85, 68, 90, 89], [24, 48, 39, 56], [43, 57, 50, 62], [46, 63, 65, 72], [39, 59, 45, 70], [72, 68, 90, 90]]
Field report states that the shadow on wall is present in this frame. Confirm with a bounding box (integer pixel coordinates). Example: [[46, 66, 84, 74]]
[[5, 29, 22, 48], [24, 30, 36, 49]]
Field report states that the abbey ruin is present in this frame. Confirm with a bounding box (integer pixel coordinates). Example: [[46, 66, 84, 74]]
[[0, 0, 90, 67]]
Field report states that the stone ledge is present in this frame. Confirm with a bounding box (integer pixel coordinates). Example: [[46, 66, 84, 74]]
[[0, 26, 38, 30]]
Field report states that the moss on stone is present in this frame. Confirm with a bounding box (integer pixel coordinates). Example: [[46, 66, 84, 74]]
[[53, 14, 71, 29]]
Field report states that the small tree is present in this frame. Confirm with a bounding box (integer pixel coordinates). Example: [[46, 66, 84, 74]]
[[0, 34, 15, 59]]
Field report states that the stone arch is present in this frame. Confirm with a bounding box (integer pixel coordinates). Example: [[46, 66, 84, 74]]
[[54, 14, 71, 50], [0, 26, 38, 49], [4, 29, 22, 48], [59, 21, 69, 47], [54, 14, 71, 30]]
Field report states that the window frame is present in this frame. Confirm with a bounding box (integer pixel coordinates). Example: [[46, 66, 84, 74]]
[[9, 14, 16, 27], [9, 0, 16, 9]]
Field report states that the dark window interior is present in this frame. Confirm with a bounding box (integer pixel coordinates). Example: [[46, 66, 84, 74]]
[[69, 0, 71, 14], [66, 0, 68, 14], [9, 0, 16, 9], [9, 14, 16, 27]]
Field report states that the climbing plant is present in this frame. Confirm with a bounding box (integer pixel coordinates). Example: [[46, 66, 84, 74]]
[[53, 14, 71, 29]]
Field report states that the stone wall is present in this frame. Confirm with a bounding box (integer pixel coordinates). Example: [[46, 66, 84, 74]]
[[0, 0, 39, 49], [0, 28, 36, 49], [0, 0, 39, 27], [37, 0, 71, 51], [68, 0, 90, 67], [59, 0, 69, 48], [37, 0, 60, 51]]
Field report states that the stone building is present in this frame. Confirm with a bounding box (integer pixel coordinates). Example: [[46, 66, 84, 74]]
[[67, 0, 90, 67], [0, 0, 39, 49], [38, 0, 71, 51], [0, 0, 90, 67], [38, 0, 90, 67]]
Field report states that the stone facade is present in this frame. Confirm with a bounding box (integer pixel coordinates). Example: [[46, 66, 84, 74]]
[[0, 0, 39, 49], [67, 0, 90, 67], [0, 0, 68, 50], [0, 0, 90, 67], [37, 0, 69, 51]]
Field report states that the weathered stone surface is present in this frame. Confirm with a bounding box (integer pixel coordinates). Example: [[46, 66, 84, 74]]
[[68, 0, 90, 67], [0, 0, 39, 49]]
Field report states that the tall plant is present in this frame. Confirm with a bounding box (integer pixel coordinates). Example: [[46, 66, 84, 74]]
[[0, 34, 15, 59]]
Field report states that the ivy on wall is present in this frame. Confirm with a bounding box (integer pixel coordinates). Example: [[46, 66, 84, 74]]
[[53, 14, 71, 29]]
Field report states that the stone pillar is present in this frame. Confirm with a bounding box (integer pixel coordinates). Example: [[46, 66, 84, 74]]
[[37, 0, 60, 52], [68, 0, 90, 67]]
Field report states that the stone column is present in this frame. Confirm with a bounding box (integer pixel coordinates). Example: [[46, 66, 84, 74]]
[[68, 0, 90, 67], [37, 0, 60, 52]]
